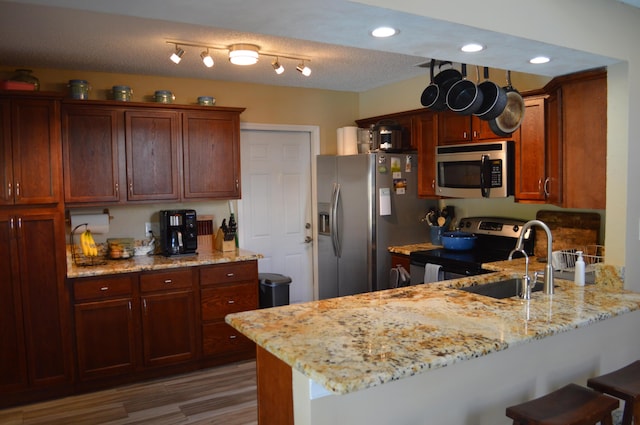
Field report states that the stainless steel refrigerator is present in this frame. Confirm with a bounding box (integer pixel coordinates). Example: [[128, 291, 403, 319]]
[[317, 153, 434, 299]]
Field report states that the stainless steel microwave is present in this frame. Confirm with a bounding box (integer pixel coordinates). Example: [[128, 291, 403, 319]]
[[435, 140, 514, 198]]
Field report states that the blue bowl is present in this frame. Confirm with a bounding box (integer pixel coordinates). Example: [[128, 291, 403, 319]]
[[441, 231, 477, 251]]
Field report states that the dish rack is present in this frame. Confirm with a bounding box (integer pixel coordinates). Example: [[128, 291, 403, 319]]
[[554, 245, 604, 272]]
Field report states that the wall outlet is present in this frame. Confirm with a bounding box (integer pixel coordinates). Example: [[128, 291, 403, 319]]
[[145, 222, 153, 236]]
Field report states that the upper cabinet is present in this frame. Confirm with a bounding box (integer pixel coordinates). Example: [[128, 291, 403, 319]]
[[514, 94, 547, 202], [61, 101, 245, 205], [438, 112, 504, 145], [355, 109, 424, 152], [1, 93, 62, 206]]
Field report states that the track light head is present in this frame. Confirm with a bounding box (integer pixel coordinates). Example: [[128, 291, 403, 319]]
[[296, 62, 311, 77], [272, 59, 285, 74], [170, 46, 184, 64], [201, 49, 214, 68]]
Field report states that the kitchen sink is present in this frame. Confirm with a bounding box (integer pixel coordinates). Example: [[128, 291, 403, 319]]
[[459, 278, 544, 299]]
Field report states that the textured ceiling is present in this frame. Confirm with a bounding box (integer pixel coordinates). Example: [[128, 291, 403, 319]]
[[0, 0, 630, 92]]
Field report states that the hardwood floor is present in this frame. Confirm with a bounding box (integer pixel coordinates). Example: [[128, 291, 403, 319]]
[[0, 360, 257, 425]]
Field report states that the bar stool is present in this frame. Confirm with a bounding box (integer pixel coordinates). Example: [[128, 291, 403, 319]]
[[588, 360, 640, 425], [506, 383, 619, 425]]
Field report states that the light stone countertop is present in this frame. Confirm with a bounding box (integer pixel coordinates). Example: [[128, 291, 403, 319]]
[[226, 262, 639, 395], [67, 248, 262, 278]]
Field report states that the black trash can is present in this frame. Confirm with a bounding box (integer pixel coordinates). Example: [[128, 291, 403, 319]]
[[259, 273, 292, 308]]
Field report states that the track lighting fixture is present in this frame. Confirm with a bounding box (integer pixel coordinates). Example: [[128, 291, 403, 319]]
[[296, 62, 311, 77], [201, 49, 214, 67], [170, 46, 185, 64], [272, 58, 285, 74], [166, 40, 311, 77]]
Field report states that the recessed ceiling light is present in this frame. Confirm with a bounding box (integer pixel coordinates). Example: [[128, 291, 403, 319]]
[[461, 43, 484, 53], [371, 26, 397, 38], [530, 56, 551, 64]]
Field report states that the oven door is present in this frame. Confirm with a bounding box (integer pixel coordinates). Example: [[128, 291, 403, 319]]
[[435, 141, 514, 198]]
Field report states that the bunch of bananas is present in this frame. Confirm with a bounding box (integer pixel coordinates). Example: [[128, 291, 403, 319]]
[[80, 229, 99, 257]]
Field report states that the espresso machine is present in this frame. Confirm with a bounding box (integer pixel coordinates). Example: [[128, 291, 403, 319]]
[[159, 209, 198, 256]]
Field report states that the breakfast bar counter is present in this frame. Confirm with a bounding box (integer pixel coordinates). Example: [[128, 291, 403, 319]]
[[226, 269, 640, 425]]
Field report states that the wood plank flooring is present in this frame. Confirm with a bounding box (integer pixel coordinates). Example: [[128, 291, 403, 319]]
[[0, 360, 257, 425]]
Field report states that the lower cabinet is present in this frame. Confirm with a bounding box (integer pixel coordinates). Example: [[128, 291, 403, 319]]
[[68, 261, 257, 391], [200, 261, 258, 359]]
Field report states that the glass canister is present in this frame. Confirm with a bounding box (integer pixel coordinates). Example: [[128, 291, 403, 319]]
[[154, 90, 175, 104], [197, 96, 215, 106], [112, 85, 133, 101], [9, 69, 40, 91], [68, 79, 90, 99]]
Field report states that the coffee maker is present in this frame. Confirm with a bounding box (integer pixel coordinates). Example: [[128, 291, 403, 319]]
[[159, 209, 198, 256]]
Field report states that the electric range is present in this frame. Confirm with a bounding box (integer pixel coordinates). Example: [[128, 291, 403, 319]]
[[409, 217, 535, 283]]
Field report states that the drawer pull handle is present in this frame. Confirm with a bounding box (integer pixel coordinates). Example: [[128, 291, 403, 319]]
[[164, 279, 172, 284], [229, 335, 237, 339], [100, 286, 109, 291], [226, 273, 235, 277], [228, 300, 235, 304]]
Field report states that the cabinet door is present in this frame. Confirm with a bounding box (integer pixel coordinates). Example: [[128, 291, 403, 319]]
[[140, 290, 196, 367], [182, 110, 241, 199], [545, 89, 563, 206], [74, 298, 136, 380], [62, 106, 122, 203], [15, 211, 71, 388], [9, 98, 62, 205], [515, 96, 547, 202], [0, 213, 28, 392], [415, 112, 438, 197], [125, 110, 180, 201], [0, 99, 12, 205], [471, 117, 504, 141], [438, 112, 472, 144]]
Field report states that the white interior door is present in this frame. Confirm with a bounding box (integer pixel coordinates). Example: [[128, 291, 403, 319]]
[[239, 124, 318, 303]]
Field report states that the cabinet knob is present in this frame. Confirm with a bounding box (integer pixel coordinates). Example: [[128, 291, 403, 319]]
[[164, 279, 173, 284], [115, 182, 119, 196], [226, 273, 235, 277], [543, 178, 551, 196], [100, 286, 109, 291], [7, 182, 11, 198], [463, 131, 468, 139], [15, 182, 20, 198], [229, 335, 237, 339]]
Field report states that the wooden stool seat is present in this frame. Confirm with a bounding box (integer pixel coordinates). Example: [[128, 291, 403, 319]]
[[588, 360, 640, 425], [506, 383, 619, 425]]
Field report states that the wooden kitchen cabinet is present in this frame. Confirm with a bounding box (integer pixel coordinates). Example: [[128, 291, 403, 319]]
[[415, 111, 439, 198], [62, 105, 122, 203], [200, 261, 258, 360], [139, 268, 197, 367], [182, 109, 242, 199], [0, 208, 72, 406], [71, 274, 137, 382], [544, 69, 607, 209], [0, 93, 62, 206], [355, 109, 425, 151], [438, 112, 504, 145], [125, 109, 181, 201], [514, 94, 547, 202]]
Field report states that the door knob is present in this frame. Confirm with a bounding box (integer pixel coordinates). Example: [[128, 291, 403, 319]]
[[304, 236, 313, 243]]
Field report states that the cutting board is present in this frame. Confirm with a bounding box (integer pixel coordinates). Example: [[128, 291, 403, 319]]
[[534, 210, 601, 259]]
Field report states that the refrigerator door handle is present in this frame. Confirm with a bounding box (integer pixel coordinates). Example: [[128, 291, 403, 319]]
[[331, 183, 342, 257]]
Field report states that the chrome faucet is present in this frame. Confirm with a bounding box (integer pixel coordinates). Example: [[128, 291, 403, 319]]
[[508, 248, 535, 299], [513, 220, 554, 295]]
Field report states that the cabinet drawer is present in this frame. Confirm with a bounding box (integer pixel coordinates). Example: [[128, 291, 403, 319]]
[[201, 283, 258, 321], [202, 322, 254, 356], [200, 261, 257, 286], [140, 269, 193, 293], [73, 275, 134, 302]]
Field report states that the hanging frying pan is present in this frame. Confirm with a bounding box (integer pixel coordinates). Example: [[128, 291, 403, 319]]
[[421, 60, 462, 111], [474, 67, 507, 121], [446, 64, 484, 115], [420, 59, 442, 109], [489, 70, 525, 137]]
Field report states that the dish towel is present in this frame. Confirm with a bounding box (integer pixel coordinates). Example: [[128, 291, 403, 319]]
[[424, 263, 442, 283]]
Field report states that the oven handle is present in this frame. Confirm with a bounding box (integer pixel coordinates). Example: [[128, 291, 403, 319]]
[[480, 154, 490, 198]]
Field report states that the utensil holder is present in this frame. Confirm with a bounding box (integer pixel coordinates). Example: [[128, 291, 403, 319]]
[[430, 226, 444, 245]]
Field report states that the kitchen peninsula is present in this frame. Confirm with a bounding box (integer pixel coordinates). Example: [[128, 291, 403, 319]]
[[226, 269, 640, 425]]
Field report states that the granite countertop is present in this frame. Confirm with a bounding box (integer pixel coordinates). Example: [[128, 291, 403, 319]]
[[226, 267, 639, 395], [67, 249, 263, 278]]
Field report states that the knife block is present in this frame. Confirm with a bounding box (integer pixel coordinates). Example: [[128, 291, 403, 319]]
[[215, 227, 236, 252]]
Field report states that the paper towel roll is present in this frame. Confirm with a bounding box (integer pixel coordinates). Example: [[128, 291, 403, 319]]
[[70, 213, 110, 234], [342, 126, 358, 155], [337, 127, 345, 155]]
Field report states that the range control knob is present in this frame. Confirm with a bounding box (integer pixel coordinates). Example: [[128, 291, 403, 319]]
[[512, 225, 520, 233]]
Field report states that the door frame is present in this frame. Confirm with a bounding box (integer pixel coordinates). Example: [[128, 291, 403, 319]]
[[238, 122, 321, 301]]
